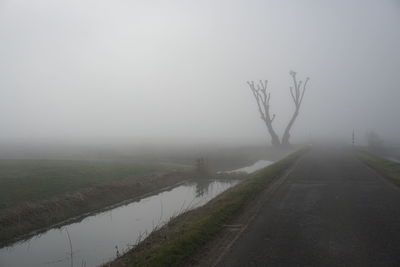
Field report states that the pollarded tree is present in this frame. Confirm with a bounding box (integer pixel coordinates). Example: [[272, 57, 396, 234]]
[[281, 71, 309, 146], [247, 71, 309, 147], [247, 80, 281, 146]]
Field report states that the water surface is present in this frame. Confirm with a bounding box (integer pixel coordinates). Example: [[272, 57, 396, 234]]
[[226, 160, 273, 174], [0, 179, 238, 267], [0, 159, 275, 267]]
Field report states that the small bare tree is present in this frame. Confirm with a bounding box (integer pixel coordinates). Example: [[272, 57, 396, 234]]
[[247, 71, 309, 147], [282, 71, 309, 146], [247, 80, 281, 146]]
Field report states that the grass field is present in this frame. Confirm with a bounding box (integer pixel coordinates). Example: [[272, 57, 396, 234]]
[[0, 159, 177, 211], [108, 148, 307, 267], [0, 159, 194, 245]]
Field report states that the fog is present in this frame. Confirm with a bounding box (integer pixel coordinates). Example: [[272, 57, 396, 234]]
[[0, 0, 399, 151]]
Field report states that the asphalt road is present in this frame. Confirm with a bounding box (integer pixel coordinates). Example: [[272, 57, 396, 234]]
[[216, 146, 400, 267]]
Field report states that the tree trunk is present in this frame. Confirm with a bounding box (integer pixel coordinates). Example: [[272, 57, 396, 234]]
[[281, 71, 309, 146], [281, 110, 299, 146], [265, 121, 281, 146], [246, 80, 281, 147]]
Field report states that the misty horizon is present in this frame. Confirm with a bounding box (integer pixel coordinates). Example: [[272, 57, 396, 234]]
[[1, 0, 399, 150], [2, 2, 400, 266]]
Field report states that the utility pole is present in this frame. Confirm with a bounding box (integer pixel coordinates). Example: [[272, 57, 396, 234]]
[[352, 130, 355, 146]]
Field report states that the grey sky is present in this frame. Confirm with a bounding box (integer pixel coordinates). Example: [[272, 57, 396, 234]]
[[0, 0, 399, 146]]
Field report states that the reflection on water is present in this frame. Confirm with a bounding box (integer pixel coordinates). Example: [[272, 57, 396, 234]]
[[226, 160, 273, 174], [0, 179, 239, 267], [195, 178, 214, 197]]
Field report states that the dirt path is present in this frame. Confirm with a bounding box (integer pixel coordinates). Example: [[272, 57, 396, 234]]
[[189, 146, 400, 267]]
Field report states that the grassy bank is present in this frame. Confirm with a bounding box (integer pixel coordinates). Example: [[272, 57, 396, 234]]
[[0, 160, 190, 246], [108, 148, 307, 267], [355, 148, 400, 186], [0, 159, 177, 211]]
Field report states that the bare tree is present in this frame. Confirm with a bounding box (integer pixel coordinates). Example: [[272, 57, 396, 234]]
[[247, 80, 281, 146], [247, 71, 309, 147], [281, 71, 309, 146]]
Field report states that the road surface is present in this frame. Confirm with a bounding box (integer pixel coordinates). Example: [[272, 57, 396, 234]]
[[215, 146, 400, 267]]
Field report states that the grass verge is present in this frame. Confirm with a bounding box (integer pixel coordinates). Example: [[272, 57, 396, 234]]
[[107, 148, 307, 267], [355, 148, 400, 186]]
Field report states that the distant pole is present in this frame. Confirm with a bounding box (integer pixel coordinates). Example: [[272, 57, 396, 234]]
[[352, 130, 355, 146]]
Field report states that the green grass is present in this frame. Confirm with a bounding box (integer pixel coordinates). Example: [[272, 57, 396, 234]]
[[355, 148, 400, 186], [109, 148, 307, 267], [0, 159, 193, 245], [0, 159, 174, 211]]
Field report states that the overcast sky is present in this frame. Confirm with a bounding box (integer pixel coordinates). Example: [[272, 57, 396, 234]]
[[0, 0, 399, 146]]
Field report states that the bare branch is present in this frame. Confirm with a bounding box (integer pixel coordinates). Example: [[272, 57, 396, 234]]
[[289, 86, 296, 103], [282, 71, 310, 146], [247, 81, 266, 122], [246, 79, 280, 146], [247, 71, 309, 147], [299, 77, 309, 105], [290, 70, 299, 99], [297, 80, 303, 101]]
